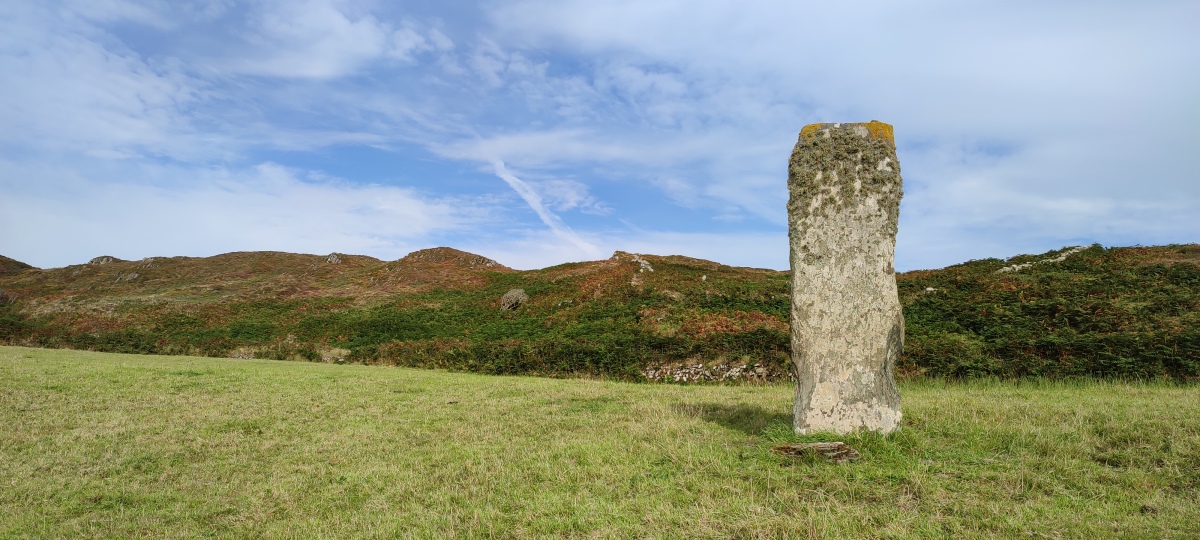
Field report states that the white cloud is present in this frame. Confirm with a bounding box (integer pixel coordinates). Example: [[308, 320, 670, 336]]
[[653, 176, 702, 209], [233, 0, 390, 78], [0, 5, 204, 159], [427, 28, 455, 52], [60, 0, 179, 28], [0, 159, 483, 268], [387, 26, 432, 62], [215, 0, 452, 78], [531, 178, 611, 215]]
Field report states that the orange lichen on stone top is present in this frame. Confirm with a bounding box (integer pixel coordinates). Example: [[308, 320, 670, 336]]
[[800, 121, 894, 144], [799, 123, 826, 140], [864, 120, 894, 143]]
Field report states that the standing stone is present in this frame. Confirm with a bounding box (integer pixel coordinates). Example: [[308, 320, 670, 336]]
[[787, 121, 904, 435]]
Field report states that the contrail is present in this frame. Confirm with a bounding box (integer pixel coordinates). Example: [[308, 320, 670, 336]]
[[490, 160, 601, 258]]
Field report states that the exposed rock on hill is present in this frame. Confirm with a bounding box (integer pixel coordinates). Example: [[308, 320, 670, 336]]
[[499, 288, 529, 310], [995, 245, 1087, 274]]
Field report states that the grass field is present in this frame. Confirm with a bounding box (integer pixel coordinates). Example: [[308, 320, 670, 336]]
[[2, 346, 1198, 539]]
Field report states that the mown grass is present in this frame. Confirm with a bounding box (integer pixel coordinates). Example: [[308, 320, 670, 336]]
[[2, 345, 1198, 539]]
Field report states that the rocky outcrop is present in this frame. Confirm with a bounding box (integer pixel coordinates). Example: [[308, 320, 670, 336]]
[[787, 121, 904, 435], [995, 246, 1086, 274], [499, 288, 529, 311]]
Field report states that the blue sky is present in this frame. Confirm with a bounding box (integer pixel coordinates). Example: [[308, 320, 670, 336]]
[[1, 0, 1197, 271]]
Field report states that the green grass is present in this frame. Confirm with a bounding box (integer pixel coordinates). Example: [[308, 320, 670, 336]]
[[2, 346, 1198, 539]]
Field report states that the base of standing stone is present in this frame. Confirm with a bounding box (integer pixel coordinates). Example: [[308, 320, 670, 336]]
[[792, 385, 903, 435]]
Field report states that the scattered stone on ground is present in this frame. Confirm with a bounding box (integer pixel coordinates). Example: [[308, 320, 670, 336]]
[[115, 273, 139, 283], [631, 254, 654, 273], [772, 442, 862, 464], [499, 288, 529, 311], [641, 362, 781, 383]]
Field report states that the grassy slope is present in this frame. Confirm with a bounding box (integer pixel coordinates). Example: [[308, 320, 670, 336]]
[[2, 346, 1198, 539], [0, 244, 1197, 380]]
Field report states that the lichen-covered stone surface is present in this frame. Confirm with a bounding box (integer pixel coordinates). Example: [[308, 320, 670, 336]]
[[499, 288, 530, 311], [787, 121, 903, 434]]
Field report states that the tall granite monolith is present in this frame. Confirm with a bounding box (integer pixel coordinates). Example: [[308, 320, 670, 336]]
[[787, 121, 903, 434]]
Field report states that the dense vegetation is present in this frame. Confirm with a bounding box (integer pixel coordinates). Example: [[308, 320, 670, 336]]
[[0, 244, 1196, 381], [900, 244, 1199, 380]]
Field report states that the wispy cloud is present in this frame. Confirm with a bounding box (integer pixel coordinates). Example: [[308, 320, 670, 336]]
[[0, 5, 204, 159], [489, 160, 601, 259], [229, 0, 452, 78]]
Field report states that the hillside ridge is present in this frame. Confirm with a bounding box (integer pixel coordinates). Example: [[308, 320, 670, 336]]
[[1, 243, 1196, 381], [0, 255, 34, 277]]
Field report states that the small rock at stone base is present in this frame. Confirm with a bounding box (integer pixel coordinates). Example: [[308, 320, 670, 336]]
[[772, 442, 862, 464]]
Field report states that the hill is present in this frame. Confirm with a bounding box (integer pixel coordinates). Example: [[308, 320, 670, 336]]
[[0, 255, 34, 277], [0, 244, 1197, 380]]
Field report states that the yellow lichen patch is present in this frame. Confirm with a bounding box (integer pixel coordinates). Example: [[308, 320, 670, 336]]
[[799, 123, 827, 140], [864, 120, 894, 143]]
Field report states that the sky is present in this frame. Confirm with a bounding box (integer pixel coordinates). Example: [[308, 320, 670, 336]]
[[1, 0, 1197, 271]]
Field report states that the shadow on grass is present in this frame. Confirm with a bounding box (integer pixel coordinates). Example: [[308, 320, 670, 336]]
[[675, 402, 791, 436]]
